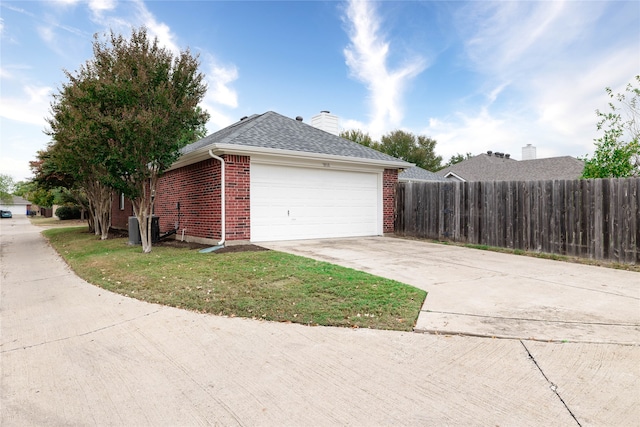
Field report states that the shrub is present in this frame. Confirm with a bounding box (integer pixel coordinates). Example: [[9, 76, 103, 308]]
[[55, 205, 82, 220]]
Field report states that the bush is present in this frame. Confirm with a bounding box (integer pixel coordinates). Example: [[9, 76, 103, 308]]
[[55, 205, 82, 220]]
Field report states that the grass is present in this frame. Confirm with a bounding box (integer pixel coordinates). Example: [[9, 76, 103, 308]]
[[42, 227, 426, 331], [30, 216, 87, 227]]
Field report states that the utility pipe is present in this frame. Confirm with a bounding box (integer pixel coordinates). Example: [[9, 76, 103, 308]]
[[208, 150, 226, 246]]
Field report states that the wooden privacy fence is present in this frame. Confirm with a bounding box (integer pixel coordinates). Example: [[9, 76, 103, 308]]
[[395, 178, 640, 264]]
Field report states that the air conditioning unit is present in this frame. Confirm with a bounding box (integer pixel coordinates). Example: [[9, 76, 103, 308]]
[[128, 216, 141, 245], [128, 216, 160, 245]]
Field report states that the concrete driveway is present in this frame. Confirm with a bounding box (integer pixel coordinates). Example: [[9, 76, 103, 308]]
[[2, 217, 639, 426], [262, 237, 640, 345]]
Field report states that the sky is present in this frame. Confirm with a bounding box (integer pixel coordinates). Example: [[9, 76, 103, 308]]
[[1, 0, 639, 183]]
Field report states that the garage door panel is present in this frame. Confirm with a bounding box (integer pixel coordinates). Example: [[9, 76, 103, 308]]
[[251, 164, 380, 242]]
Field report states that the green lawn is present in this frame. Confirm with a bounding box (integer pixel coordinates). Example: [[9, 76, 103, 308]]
[[43, 227, 426, 331]]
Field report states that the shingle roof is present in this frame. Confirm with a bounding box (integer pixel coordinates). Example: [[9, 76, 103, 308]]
[[3, 196, 29, 205], [399, 166, 447, 182], [435, 153, 584, 182], [182, 111, 410, 165]]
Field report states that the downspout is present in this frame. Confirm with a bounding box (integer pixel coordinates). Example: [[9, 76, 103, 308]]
[[201, 150, 225, 250]]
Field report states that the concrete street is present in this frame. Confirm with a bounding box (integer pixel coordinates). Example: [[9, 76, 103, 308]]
[[1, 216, 638, 426]]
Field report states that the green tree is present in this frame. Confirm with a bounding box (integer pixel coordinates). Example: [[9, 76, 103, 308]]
[[441, 152, 473, 169], [340, 129, 374, 147], [13, 181, 34, 198], [0, 173, 15, 203], [47, 27, 209, 251], [45, 75, 114, 239], [582, 75, 640, 178], [379, 130, 443, 171]]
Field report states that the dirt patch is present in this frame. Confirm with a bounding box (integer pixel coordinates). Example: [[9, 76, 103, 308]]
[[157, 239, 269, 253], [214, 244, 270, 254], [108, 229, 129, 239]]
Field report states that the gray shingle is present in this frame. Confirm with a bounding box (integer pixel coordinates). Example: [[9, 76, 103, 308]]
[[182, 111, 409, 164], [399, 166, 447, 182], [436, 153, 584, 181]]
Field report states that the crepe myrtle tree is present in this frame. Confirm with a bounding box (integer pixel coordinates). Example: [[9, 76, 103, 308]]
[[45, 74, 114, 239], [74, 27, 208, 252], [30, 146, 100, 235]]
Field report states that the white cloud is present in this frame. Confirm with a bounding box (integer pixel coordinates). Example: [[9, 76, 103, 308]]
[[202, 109, 235, 135], [130, 0, 179, 55], [89, 0, 116, 15], [425, 1, 639, 161], [0, 84, 52, 127], [342, 0, 426, 139], [85, 0, 179, 55], [37, 25, 55, 43], [200, 57, 240, 134], [423, 108, 525, 160], [205, 62, 238, 109], [341, 118, 366, 134]]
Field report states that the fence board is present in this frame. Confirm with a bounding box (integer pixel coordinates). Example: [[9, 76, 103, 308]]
[[396, 178, 639, 265]]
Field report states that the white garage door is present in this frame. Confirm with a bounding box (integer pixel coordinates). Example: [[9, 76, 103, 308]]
[[251, 164, 380, 242]]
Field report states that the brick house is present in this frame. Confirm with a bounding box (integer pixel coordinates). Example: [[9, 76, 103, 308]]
[[112, 111, 411, 245]]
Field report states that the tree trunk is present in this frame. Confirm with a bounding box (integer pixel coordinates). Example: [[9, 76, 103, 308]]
[[132, 176, 156, 253], [84, 180, 112, 240]]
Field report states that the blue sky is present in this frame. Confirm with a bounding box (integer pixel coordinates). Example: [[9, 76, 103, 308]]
[[1, 0, 639, 182]]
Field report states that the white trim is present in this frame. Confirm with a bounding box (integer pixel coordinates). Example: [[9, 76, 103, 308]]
[[249, 153, 390, 174], [444, 171, 466, 182]]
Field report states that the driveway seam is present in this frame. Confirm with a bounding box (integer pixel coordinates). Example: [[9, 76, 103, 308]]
[[0, 308, 164, 354], [421, 309, 640, 327], [520, 340, 582, 426]]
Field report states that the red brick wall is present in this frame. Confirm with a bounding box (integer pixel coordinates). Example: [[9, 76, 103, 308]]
[[383, 168, 398, 233], [152, 154, 250, 242], [154, 159, 221, 241], [224, 155, 251, 240], [112, 192, 135, 229]]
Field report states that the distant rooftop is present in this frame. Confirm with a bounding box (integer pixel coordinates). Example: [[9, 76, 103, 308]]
[[399, 166, 447, 182], [436, 152, 584, 182]]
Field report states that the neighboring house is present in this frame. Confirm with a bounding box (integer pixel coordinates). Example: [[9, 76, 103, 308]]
[[436, 151, 585, 182], [0, 195, 31, 216], [112, 111, 412, 244], [399, 166, 447, 182]]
